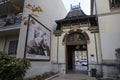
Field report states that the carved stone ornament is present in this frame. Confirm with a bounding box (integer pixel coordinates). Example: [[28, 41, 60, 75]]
[[88, 26, 99, 33], [53, 30, 63, 36]]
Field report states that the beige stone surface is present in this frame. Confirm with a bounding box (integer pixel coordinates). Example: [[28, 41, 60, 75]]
[[52, 73, 97, 80]]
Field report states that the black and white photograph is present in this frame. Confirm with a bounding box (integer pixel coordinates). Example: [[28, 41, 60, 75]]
[[25, 15, 51, 60]]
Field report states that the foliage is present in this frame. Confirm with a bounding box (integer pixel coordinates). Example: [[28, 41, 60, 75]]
[[0, 52, 30, 80]]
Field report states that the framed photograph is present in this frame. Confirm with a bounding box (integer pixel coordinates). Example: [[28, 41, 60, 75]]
[[25, 15, 51, 61]]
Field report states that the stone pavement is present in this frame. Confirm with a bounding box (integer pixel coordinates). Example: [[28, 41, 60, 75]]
[[51, 73, 97, 80]]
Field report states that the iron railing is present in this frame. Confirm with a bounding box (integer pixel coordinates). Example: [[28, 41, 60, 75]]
[[0, 13, 22, 28], [110, 0, 120, 9], [0, 0, 9, 4]]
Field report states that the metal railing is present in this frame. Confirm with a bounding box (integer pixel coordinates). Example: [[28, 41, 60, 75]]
[[0, 0, 9, 4], [0, 13, 22, 28], [110, 0, 120, 9]]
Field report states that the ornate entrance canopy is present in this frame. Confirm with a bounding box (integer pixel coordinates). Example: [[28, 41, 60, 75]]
[[54, 3, 98, 33]]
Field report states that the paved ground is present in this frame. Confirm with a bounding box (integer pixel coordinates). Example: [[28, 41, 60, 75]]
[[51, 73, 97, 80]]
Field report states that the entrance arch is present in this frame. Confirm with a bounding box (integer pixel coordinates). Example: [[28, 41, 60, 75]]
[[63, 29, 90, 74], [63, 29, 89, 44]]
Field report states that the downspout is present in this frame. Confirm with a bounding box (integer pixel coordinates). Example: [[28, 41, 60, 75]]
[[94, 0, 98, 22], [95, 0, 103, 72], [57, 36, 59, 72], [57, 36, 59, 63], [94, 33, 98, 64], [95, 0, 103, 64]]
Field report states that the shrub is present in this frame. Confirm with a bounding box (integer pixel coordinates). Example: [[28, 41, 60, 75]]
[[0, 52, 31, 80], [28, 72, 56, 80]]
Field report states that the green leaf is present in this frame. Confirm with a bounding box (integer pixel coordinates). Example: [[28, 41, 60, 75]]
[[0, 52, 31, 80]]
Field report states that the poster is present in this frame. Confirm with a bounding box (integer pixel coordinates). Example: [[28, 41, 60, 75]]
[[25, 15, 51, 60]]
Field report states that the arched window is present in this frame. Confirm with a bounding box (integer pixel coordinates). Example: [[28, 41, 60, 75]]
[[67, 33, 74, 42], [67, 33, 86, 42]]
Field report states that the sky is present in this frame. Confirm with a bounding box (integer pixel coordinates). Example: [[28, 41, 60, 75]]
[[62, 0, 90, 15]]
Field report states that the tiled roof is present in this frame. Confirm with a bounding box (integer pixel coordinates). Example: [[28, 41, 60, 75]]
[[65, 3, 86, 19], [55, 4, 98, 30], [65, 8, 86, 19]]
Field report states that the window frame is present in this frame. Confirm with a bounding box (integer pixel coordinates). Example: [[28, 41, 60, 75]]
[[8, 40, 18, 56]]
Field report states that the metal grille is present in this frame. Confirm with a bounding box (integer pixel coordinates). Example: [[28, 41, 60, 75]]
[[0, 0, 8, 4], [110, 0, 120, 9]]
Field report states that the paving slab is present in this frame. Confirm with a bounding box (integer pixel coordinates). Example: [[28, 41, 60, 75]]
[[51, 73, 97, 80]]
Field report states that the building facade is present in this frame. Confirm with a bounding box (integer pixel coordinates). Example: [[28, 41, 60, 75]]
[[0, 0, 24, 57], [0, 0, 67, 78], [0, 0, 120, 79], [94, 0, 120, 78], [53, 3, 102, 76]]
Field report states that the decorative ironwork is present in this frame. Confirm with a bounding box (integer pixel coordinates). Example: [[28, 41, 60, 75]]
[[0, 13, 22, 28], [110, 0, 120, 9], [53, 30, 63, 36], [0, 0, 24, 28], [0, 0, 8, 4]]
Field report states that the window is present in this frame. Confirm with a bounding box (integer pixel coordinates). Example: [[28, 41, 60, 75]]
[[67, 34, 74, 42], [110, 0, 120, 9], [8, 40, 18, 55], [67, 33, 85, 42]]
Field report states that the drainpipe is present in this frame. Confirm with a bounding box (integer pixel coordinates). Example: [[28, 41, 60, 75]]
[[57, 36, 59, 72], [57, 36, 59, 63], [94, 33, 98, 64], [94, 0, 103, 73], [95, 0, 103, 66], [95, 0, 98, 18]]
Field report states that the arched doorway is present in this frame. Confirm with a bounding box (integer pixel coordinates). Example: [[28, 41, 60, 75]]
[[64, 30, 89, 74]]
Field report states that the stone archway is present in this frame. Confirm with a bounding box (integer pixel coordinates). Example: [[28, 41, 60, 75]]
[[63, 29, 90, 74], [63, 29, 90, 44]]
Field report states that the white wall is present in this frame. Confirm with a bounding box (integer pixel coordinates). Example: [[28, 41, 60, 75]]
[[17, 0, 67, 77], [98, 14, 120, 60], [95, 0, 120, 77], [96, 0, 110, 14], [96, 0, 120, 60], [25, 62, 51, 78], [0, 37, 5, 51], [17, 0, 67, 58]]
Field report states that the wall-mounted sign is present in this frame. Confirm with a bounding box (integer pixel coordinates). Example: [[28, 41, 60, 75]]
[[90, 54, 95, 63]]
